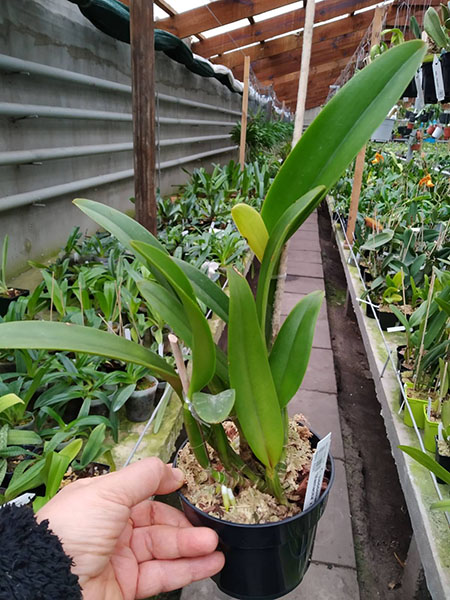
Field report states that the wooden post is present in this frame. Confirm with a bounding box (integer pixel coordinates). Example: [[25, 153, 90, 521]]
[[345, 6, 384, 246], [292, 0, 316, 146], [130, 0, 157, 234], [239, 55, 251, 170]]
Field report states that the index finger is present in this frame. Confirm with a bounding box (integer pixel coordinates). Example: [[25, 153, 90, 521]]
[[94, 457, 185, 508]]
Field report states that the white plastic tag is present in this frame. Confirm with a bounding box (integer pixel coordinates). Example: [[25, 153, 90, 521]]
[[387, 325, 406, 333], [124, 328, 132, 340], [432, 55, 445, 101], [414, 70, 424, 112], [427, 397, 432, 419], [304, 433, 331, 511]]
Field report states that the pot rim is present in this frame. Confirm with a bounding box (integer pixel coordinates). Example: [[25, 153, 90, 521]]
[[174, 429, 335, 530]]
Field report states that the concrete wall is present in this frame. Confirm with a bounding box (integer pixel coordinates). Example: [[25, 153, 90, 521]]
[[0, 0, 241, 274]]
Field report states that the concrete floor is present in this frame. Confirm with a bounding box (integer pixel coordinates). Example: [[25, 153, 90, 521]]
[[181, 212, 360, 600]]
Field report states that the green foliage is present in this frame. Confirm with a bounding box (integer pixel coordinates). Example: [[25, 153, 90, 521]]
[[0, 41, 427, 506], [230, 111, 294, 163]]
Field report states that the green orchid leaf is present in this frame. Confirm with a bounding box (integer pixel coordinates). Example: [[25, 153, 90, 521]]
[[132, 242, 195, 301], [256, 186, 325, 337], [270, 291, 324, 408], [111, 384, 136, 412], [0, 321, 181, 396], [79, 424, 107, 468], [228, 267, 284, 469], [399, 445, 450, 485], [137, 280, 192, 347], [173, 258, 229, 323], [388, 305, 410, 331], [74, 198, 167, 255], [430, 499, 450, 511], [7, 429, 42, 446], [261, 41, 426, 232], [361, 229, 395, 251], [192, 389, 235, 424], [0, 393, 24, 414], [424, 7, 450, 50], [132, 242, 215, 396]]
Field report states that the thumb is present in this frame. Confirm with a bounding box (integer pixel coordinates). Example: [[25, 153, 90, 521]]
[[94, 457, 185, 507]]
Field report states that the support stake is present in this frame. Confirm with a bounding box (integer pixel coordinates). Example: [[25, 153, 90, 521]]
[[345, 6, 384, 246], [292, 0, 316, 145], [239, 55, 251, 170], [130, 0, 157, 234]]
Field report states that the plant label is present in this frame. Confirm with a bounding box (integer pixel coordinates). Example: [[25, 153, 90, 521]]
[[414, 70, 424, 112], [304, 432, 331, 511], [387, 325, 406, 333], [432, 56, 445, 102], [2, 492, 35, 509]]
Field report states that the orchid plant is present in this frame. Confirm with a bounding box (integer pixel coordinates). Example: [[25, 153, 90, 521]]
[[0, 42, 426, 504]]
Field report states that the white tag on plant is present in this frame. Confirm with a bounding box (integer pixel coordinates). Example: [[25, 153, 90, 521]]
[[432, 55, 445, 102], [387, 325, 406, 333], [124, 328, 132, 341], [303, 433, 331, 511], [414, 70, 424, 112]]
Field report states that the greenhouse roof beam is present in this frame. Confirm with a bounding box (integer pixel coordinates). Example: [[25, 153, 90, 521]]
[[191, 0, 441, 58], [156, 0, 300, 39], [214, 11, 374, 70], [192, 0, 379, 58]]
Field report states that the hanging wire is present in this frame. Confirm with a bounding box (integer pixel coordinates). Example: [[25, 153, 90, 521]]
[[325, 2, 391, 104]]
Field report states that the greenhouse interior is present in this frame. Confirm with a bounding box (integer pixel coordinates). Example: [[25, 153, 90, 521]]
[[0, 1, 449, 599]]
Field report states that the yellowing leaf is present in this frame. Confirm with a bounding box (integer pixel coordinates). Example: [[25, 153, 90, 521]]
[[231, 204, 269, 262]]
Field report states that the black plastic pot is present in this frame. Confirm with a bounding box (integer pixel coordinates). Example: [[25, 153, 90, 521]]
[[397, 125, 409, 137], [0, 288, 29, 317], [439, 112, 450, 125], [441, 52, 450, 102], [435, 436, 450, 485], [403, 78, 417, 98], [126, 376, 158, 422], [176, 433, 334, 600], [419, 110, 431, 123], [396, 345, 407, 373], [422, 62, 437, 104], [366, 303, 399, 330]]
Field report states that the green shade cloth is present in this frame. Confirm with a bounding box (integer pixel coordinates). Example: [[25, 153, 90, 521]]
[[67, 0, 241, 93]]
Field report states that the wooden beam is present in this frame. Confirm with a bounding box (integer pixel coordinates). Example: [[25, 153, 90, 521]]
[[154, 0, 176, 17], [156, 0, 299, 39], [213, 10, 374, 69], [193, 0, 379, 57], [192, 0, 440, 58], [346, 5, 384, 246], [239, 56, 251, 170], [292, 0, 316, 143], [235, 33, 361, 81], [130, 0, 156, 234]]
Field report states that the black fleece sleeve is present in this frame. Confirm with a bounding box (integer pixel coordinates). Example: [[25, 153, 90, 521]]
[[0, 504, 82, 600]]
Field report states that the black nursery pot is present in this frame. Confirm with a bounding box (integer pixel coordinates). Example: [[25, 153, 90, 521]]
[[435, 436, 450, 485], [403, 78, 417, 98], [0, 288, 29, 317], [176, 433, 334, 600], [396, 345, 407, 373], [422, 62, 437, 104], [441, 52, 450, 102], [365, 303, 399, 330]]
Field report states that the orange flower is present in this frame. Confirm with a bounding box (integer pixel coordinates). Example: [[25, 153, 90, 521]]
[[418, 173, 434, 187], [364, 216, 383, 231], [371, 152, 384, 164]]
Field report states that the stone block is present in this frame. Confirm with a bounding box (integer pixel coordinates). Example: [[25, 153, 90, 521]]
[[284, 275, 324, 295], [301, 348, 337, 394]]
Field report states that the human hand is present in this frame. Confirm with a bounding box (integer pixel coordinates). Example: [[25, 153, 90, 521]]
[[36, 457, 224, 600]]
